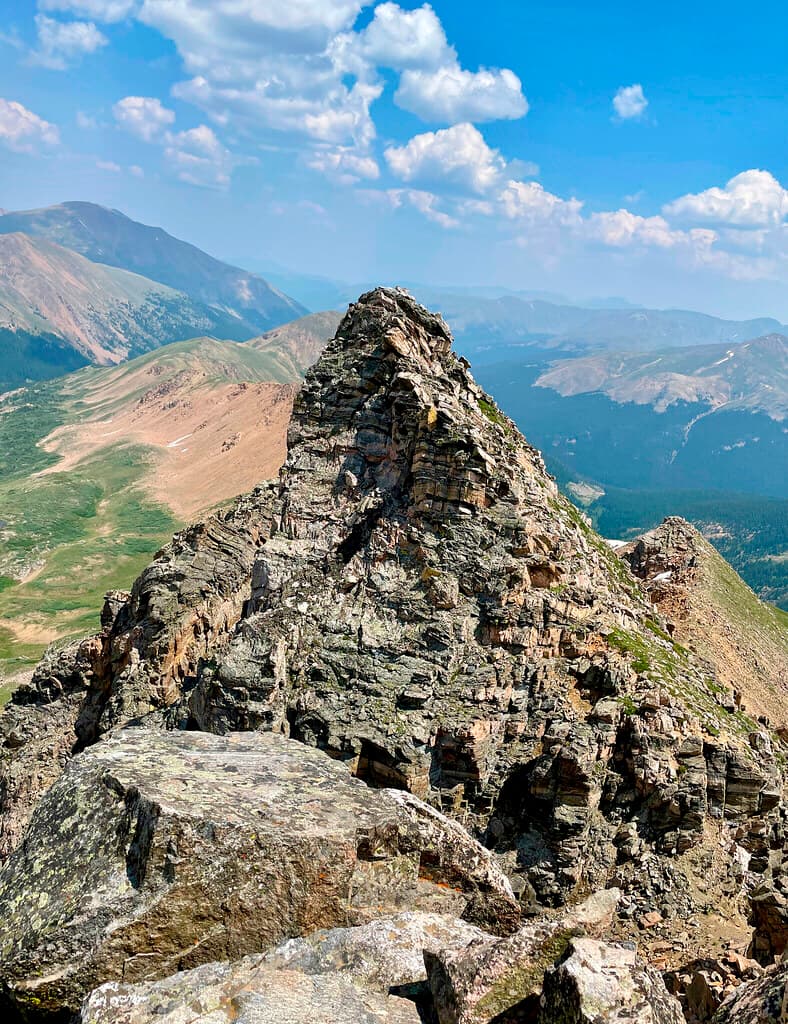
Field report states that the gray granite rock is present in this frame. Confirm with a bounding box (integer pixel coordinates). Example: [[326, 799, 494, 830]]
[[539, 937, 685, 1024], [0, 729, 515, 1020]]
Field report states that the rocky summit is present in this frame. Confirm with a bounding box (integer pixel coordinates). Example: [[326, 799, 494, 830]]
[[1, 287, 788, 1023]]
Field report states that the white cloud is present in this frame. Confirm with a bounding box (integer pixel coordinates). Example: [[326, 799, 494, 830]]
[[613, 83, 648, 120], [96, 159, 121, 172], [385, 123, 509, 195], [31, 14, 108, 69], [663, 170, 788, 229], [163, 124, 236, 187], [396, 66, 527, 124], [500, 179, 583, 226], [336, 2, 454, 72], [139, 0, 371, 68], [586, 209, 688, 248], [39, 0, 137, 20], [0, 97, 60, 152], [382, 188, 458, 229], [308, 147, 380, 184], [129, 164, 144, 177], [134, 0, 525, 183], [113, 95, 175, 141]]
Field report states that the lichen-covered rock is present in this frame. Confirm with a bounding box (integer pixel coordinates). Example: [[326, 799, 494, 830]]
[[0, 729, 515, 1021], [539, 937, 685, 1024], [425, 889, 620, 1024], [81, 961, 421, 1024], [713, 961, 788, 1023]]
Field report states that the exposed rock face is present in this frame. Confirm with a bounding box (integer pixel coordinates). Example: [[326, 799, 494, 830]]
[[3, 287, 788, 1023], [539, 937, 685, 1023], [0, 730, 514, 1020], [425, 889, 620, 1024], [82, 960, 421, 1024], [2, 290, 782, 914], [713, 960, 788, 1023]]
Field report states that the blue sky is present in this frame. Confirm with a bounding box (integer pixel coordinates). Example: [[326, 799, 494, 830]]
[[1, 0, 787, 318]]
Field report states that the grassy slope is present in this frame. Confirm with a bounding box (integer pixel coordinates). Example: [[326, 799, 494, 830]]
[[0, 378, 178, 695], [0, 332, 314, 694]]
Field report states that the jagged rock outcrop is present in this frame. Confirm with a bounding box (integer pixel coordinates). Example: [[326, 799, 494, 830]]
[[3, 290, 783, 907], [3, 288, 788, 1023], [539, 937, 685, 1023], [712, 960, 788, 1023], [425, 889, 620, 1024], [0, 730, 514, 1021], [620, 516, 788, 728]]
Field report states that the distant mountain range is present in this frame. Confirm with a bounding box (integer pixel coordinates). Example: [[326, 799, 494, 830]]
[[239, 264, 787, 357], [536, 333, 788, 419], [0, 202, 306, 389], [470, 331, 788, 609]]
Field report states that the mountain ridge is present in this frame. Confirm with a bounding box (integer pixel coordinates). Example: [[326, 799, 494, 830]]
[[0, 201, 306, 333], [1, 289, 788, 1022], [535, 332, 788, 419]]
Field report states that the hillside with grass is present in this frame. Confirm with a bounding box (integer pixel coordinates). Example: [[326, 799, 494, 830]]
[[0, 330, 328, 694]]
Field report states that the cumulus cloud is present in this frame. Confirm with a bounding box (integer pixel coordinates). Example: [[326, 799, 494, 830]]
[[396, 66, 527, 124], [113, 95, 175, 141], [307, 147, 380, 184], [335, 2, 454, 72], [31, 14, 107, 69], [133, 0, 526, 181], [385, 123, 509, 195], [663, 170, 788, 229], [163, 123, 235, 187], [586, 209, 691, 248], [613, 83, 648, 120], [96, 159, 121, 171], [500, 180, 583, 226], [0, 97, 60, 152], [38, 0, 137, 20]]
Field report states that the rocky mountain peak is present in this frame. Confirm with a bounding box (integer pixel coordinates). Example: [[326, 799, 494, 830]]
[[2, 291, 788, 1023], [283, 287, 559, 536]]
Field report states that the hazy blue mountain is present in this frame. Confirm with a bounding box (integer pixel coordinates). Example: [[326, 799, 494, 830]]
[[0, 202, 306, 335]]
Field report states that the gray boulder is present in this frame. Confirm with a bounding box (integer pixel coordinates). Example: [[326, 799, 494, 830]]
[[539, 937, 685, 1024], [82, 960, 420, 1024], [0, 729, 515, 1020], [425, 889, 620, 1024]]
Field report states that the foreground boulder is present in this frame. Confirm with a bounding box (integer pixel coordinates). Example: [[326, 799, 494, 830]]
[[82, 961, 420, 1024], [0, 729, 515, 1020], [83, 911, 488, 1024], [425, 889, 620, 1024], [539, 937, 685, 1024]]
